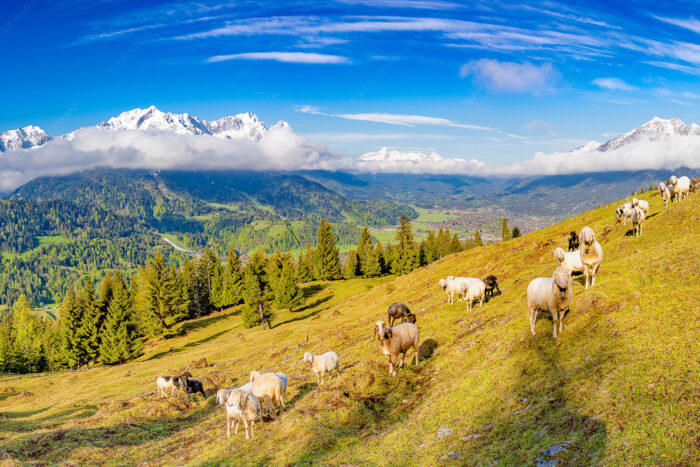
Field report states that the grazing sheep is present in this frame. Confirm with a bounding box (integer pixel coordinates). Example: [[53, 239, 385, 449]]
[[483, 275, 500, 301], [249, 372, 286, 418], [225, 389, 262, 439], [615, 202, 634, 225], [567, 231, 580, 252], [401, 312, 417, 324], [458, 278, 486, 312], [387, 302, 411, 326], [658, 183, 675, 208], [155, 375, 185, 397], [632, 206, 645, 238], [302, 351, 340, 385], [182, 378, 206, 399], [553, 247, 584, 274], [438, 278, 464, 304], [631, 198, 650, 215], [670, 175, 691, 201], [374, 321, 420, 377], [579, 226, 603, 290], [527, 267, 573, 339], [216, 381, 255, 406]]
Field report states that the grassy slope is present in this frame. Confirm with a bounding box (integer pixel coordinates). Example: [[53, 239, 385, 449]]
[[1, 192, 698, 466]]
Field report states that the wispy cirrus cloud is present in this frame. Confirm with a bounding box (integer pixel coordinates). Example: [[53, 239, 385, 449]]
[[460, 59, 559, 93], [296, 105, 493, 130], [592, 77, 637, 91], [337, 0, 462, 9], [654, 16, 700, 34], [208, 52, 351, 64]]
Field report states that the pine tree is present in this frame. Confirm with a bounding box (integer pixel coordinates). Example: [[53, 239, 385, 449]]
[[221, 246, 244, 307], [474, 230, 483, 246], [314, 220, 341, 280], [649, 183, 654, 191], [501, 218, 511, 241], [77, 280, 102, 365], [343, 250, 360, 279], [449, 234, 462, 253], [59, 288, 87, 369], [639, 186, 645, 193], [99, 271, 142, 364], [424, 230, 438, 263], [0, 307, 16, 372], [363, 244, 383, 277], [274, 259, 304, 311], [189, 258, 211, 318], [393, 215, 419, 274], [295, 249, 314, 283], [242, 252, 274, 329], [97, 272, 115, 328], [356, 227, 373, 275], [11, 295, 41, 372], [512, 226, 522, 238]]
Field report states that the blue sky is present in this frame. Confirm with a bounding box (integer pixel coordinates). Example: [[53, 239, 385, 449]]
[[1, 0, 699, 163]]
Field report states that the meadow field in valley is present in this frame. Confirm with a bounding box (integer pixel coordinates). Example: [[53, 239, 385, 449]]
[[0, 190, 698, 466]]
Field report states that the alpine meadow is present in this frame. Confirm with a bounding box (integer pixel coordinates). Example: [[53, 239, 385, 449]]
[[1, 1, 699, 466]]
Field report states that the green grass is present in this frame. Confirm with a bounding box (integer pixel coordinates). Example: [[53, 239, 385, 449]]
[[1, 191, 698, 465], [1, 235, 70, 260]]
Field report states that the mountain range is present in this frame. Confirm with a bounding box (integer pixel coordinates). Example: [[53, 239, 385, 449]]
[[0, 106, 290, 152]]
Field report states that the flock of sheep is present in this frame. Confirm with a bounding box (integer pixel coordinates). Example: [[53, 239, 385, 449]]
[[152, 174, 696, 440]]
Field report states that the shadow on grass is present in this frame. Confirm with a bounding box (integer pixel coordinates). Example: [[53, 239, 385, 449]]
[[1, 404, 98, 434], [296, 294, 333, 313], [1, 400, 217, 462], [285, 382, 316, 409], [177, 310, 236, 335], [418, 338, 438, 360], [147, 329, 231, 361], [302, 283, 328, 299]]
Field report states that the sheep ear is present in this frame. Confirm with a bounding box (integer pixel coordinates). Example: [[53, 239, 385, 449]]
[[239, 392, 247, 409]]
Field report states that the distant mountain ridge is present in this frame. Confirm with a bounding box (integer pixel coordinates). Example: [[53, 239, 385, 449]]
[[0, 106, 290, 152], [577, 117, 700, 152]]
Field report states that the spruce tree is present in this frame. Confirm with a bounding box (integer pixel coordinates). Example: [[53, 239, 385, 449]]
[[343, 250, 360, 279], [59, 288, 86, 369], [449, 234, 462, 253], [356, 227, 373, 275], [393, 215, 419, 274], [274, 259, 304, 312], [501, 218, 511, 241], [295, 249, 314, 283], [512, 226, 522, 238], [11, 295, 41, 372], [78, 280, 101, 365], [242, 252, 274, 329], [424, 230, 438, 263], [189, 258, 211, 317], [363, 244, 383, 277], [221, 246, 244, 307], [97, 272, 115, 328], [99, 271, 142, 364], [314, 220, 341, 280], [0, 307, 15, 372], [436, 228, 451, 258], [474, 230, 483, 246]]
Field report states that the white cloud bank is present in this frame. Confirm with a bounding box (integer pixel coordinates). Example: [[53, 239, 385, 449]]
[[1, 129, 699, 192]]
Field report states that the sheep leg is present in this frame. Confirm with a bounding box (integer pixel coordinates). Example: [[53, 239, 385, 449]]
[[234, 419, 239, 435], [584, 267, 590, 290], [414, 341, 420, 365], [559, 309, 565, 335], [529, 304, 538, 336], [400, 352, 406, 368], [242, 419, 250, 439], [170, 386, 175, 397], [250, 420, 255, 439], [262, 395, 276, 419], [226, 414, 231, 437], [552, 312, 558, 338]]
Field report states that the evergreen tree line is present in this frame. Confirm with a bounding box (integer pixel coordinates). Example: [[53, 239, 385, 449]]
[[0, 216, 487, 373]]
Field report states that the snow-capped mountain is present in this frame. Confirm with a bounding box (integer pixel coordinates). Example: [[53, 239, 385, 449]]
[[592, 117, 700, 152], [571, 140, 602, 153], [359, 147, 443, 163], [0, 106, 291, 152], [0, 126, 53, 152], [96, 106, 289, 141]]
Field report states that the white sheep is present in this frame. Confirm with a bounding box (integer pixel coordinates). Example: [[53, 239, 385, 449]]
[[632, 206, 645, 238], [155, 375, 185, 397], [658, 183, 675, 208], [216, 381, 255, 406], [527, 267, 573, 338], [438, 278, 464, 304], [225, 389, 262, 439], [302, 351, 340, 385], [615, 202, 633, 225], [457, 278, 486, 312], [374, 321, 420, 376], [249, 372, 286, 418], [631, 198, 649, 215], [553, 247, 583, 274], [579, 226, 603, 290], [670, 175, 691, 201]]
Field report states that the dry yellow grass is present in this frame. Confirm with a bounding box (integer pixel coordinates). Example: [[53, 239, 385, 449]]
[[1, 191, 698, 466]]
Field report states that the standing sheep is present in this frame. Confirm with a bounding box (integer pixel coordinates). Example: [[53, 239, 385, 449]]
[[155, 375, 185, 398], [631, 198, 650, 215], [387, 302, 411, 326], [632, 206, 645, 238], [567, 231, 580, 252], [670, 175, 691, 201], [579, 226, 603, 290], [526, 267, 573, 338], [249, 372, 286, 418], [225, 389, 262, 439], [374, 321, 420, 376], [615, 202, 633, 225], [483, 275, 500, 301], [658, 183, 675, 208], [553, 247, 583, 274], [438, 278, 463, 304], [458, 278, 486, 312], [302, 351, 340, 385]]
